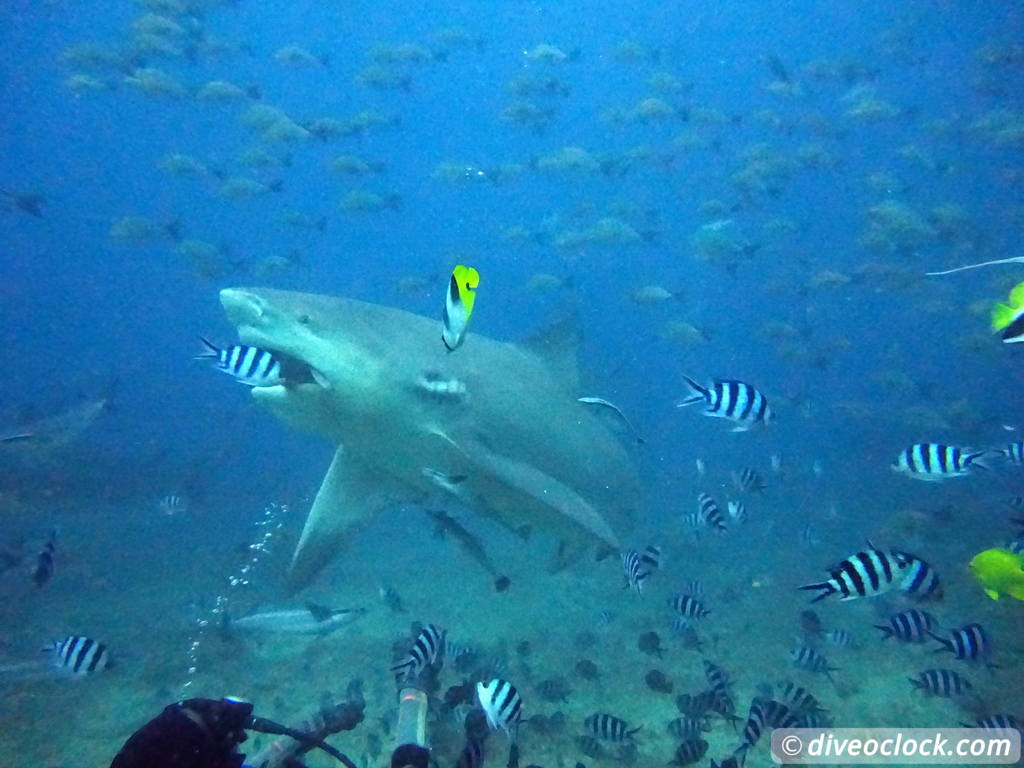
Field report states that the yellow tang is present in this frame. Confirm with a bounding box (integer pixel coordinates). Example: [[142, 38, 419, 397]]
[[968, 548, 1024, 601], [442, 264, 480, 351], [990, 281, 1024, 343]]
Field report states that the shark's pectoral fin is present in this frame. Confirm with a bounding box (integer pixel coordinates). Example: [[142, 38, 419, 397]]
[[473, 449, 622, 550], [288, 447, 385, 592]]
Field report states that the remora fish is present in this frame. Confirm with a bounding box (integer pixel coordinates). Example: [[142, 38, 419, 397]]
[[226, 604, 365, 635], [218, 288, 641, 591], [425, 508, 511, 592], [577, 396, 645, 444]]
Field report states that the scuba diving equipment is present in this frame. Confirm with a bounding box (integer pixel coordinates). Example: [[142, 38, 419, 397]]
[[390, 686, 430, 768], [108, 697, 358, 768], [247, 681, 365, 768], [110, 697, 254, 768]]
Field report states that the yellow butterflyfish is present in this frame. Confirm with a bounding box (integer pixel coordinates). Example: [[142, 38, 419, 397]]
[[968, 548, 1024, 601], [442, 264, 479, 351]]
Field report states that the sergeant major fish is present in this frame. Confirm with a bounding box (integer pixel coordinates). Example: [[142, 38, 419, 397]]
[[999, 442, 1024, 464], [731, 468, 766, 493], [929, 623, 995, 668], [584, 712, 641, 742], [800, 543, 915, 602], [196, 337, 316, 387], [677, 377, 773, 432], [392, 623, 446, 683], [896, 552, 943, 600], [697, 492, 727, 531], [44, 635, 110, 676], [908, 668, 972, 698], [892, 443, 988, 480], [477, 678, 522, 740], [874, 609, 936, 643]]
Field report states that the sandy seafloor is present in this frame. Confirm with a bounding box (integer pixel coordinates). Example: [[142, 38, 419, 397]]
[[0, 470, 1021, 768]]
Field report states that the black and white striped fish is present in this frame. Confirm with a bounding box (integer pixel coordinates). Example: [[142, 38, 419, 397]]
[[476, 678, 521, 739], [584, 712, 641, 742], [895, 552, 943, 600], [671, 739, 708, 766], [671, 618, 702, 649], [669, 594, 710, 619], [32, 529, 56, 588], [640, 544, 662, 571], [158, 494, 187, 517], [391, 623, 446, 682], [621, 544, 662, 594], [676, 691, 718, 718], [929, 623, 995, 667], [697, 493, 727, 531], [1000, 442, 1024, 464], [196, 338, 302, 387], [727, 501, 747, 525], [378, 584, 405, 613], [798, 522, 821, 548], [825, 628, 855, 648], [667, 715, 711, 739], [892, 443, 987, 480], [681, 510, 704, 530], [731, 468, 766, 493], [703, 661, 733, 707], [621, 550, 648, 595], [677, 377, 773, 432], [735, 698, 797, 759], [43, 635, 110, 675], [799, 543, 910, 602], [875, 609, 936, 643], [773, 682, 826, 716], [908, 668, 972, 697], [970, 714, 1020, 731], [789, 641, 838, 682]]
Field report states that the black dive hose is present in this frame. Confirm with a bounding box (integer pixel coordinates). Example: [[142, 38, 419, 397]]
[[247, 717, 358, 768]]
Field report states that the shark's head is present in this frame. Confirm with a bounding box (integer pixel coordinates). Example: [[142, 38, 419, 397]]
[[219, 287, 384, 438]]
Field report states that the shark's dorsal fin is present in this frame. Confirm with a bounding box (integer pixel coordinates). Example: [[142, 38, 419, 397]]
[[306, 603, 336, 622], [521, 313, 582, 391]]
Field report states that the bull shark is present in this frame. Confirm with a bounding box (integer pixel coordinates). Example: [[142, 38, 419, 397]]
[[0, 398, 110, 465], [218, 287, 641, 591]]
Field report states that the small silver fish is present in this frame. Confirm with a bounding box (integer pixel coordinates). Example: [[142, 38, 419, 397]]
[[577, 396, 644, 444]]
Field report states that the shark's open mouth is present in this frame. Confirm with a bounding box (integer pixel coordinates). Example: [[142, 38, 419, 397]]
[[262, 349, 330, 391]]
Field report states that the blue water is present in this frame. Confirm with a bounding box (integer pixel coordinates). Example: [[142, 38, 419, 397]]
[[2, 1, 1023, 766]]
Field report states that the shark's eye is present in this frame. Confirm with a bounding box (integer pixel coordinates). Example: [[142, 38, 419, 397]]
[[298, 314, 311, 325]]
